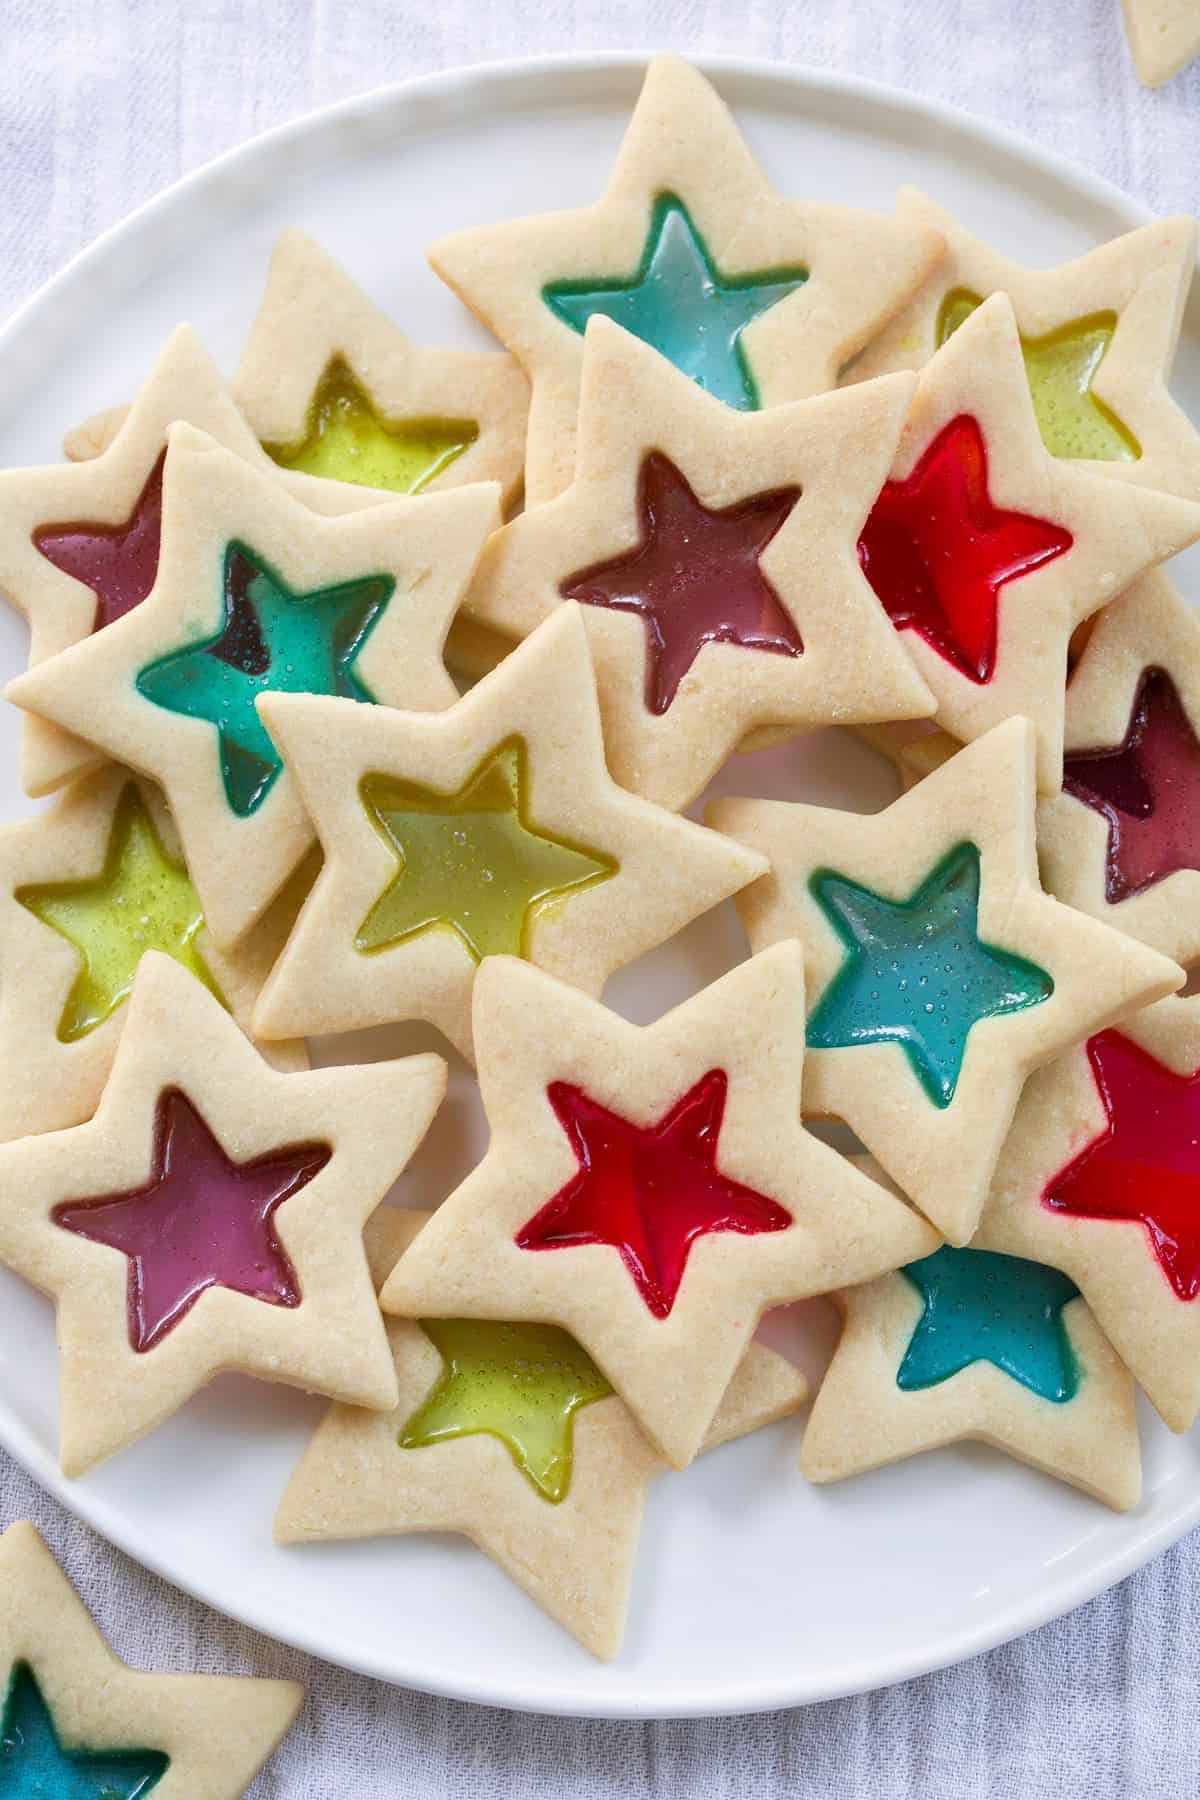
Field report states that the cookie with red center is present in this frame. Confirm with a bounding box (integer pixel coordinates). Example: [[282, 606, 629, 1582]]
[[380, 944, 935, 1469], [461, 319, 933, 810], [851, 189, 1200, 500], [853, 294, 1200, 794], [0, 952, 445, 1475], [710, 717, 1183, 1244], [428, 53, 944, 504], [275, 1205, 808, 1661], [1038, 571, 1200, 970]]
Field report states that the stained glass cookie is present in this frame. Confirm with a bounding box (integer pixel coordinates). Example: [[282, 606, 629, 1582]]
[[0, 766, 310, 1144], [428, 53, 945, 503], [276, 1205, 808, 1660], [853, 293, 1200, 794], [250, 604, 767, 1062], [0, 952, 446, 1475], [850, 188, 1200, 500], [1038, 571, 1200, 970], [0, 1520, 302, 1797], [984, 993, 1200, 1433], [709, 717, 1183, 1243], [6, 427, 500, 948], [461, 317, 933, 809], [381, 945, 935, 1469], [800, 1237, 1140, 1511]]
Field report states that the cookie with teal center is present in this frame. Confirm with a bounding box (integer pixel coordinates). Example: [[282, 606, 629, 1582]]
[[0, 1520, 302, 1795], [428, 53, 944, 502], [709, 715, 1183, 1243], [5, 426, 501, 949]]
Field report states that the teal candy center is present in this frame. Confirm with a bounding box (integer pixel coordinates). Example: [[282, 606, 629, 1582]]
[[135, 541, 391, 818], [805, 842, 1054, 1107], [897, 1244, 1081, 1403], [0, 1661, 168, 1798], [542, 193, 808, 410]]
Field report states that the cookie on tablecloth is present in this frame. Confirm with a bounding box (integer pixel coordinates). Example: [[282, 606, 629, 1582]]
[[6, 427, 500, 948], [709, 717, 1182, 1243], [0, 952, 445, 1474], [0, 766, 309, 1142], [276, 1204, 808, 1660], [381, 946, 935, 1469], [462, 318, 932, 809], [850, 188, 1200, 498], [0, 1521, 302, 1798], [250, 605, 767, 1062], [1121, 0, 1200, 86], [429, 53, 945, 502], [852, 294, 1200, 793], [1038, 571, 1200, 970]]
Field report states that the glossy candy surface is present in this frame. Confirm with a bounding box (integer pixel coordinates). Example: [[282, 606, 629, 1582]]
[[264, 358, 478, 494], [400, 1318, 612, 1503], [561, 452, 802, 714], [806, 842, 1054, 1107], [516, 1069, 791, 1319], [0, 1661, 168, 1798], [897, 1244, 1080, 1402], [34, 452, 166, 633], [356, 740, 615, 960], [52, 1088, 328, 1352], [543, 194, 808, 409]]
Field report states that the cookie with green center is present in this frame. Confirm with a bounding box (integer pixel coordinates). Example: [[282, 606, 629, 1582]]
[[0, 952, 446, 1475], [0, 1520, 302, 1797], [799, 1215, 1140, 1510], [5, 426, 500, 949], [709, 716, 1183, 1244], [849, 189, 1200, 500], [851, 293, 1200, 795], [461, 318, 933, 810], [380, 945, 935, 1469], [983, 991, 1200, 1433], [1122, 0, 1200, 84], [276, 1206, 809, 1661], [0, 765, 310, 1143], [427, 53, 944, 504], [1037, 571, 1200, 970], [249, 604, 767, 1063]]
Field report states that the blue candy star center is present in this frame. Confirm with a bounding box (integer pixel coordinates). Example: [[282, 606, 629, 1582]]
[[897, 1244, 1081, 1403], [0, 1661, 168, 1797]]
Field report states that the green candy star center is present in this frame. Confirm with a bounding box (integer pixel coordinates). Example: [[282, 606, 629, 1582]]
[[805, 841, 1054, 1108]]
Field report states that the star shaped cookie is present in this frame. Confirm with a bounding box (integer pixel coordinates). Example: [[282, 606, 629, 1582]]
[[1122, 0, 1200, 83], [853, 293, 1200, 793], [461, 319, 932, 809], [277, 1205, 808, 1660], [709, 716, 1183, 1243], [428, 53, 944, 502], [249, 603, 767, 1061], [0, 951, 446, 1475], [984, 992, 1200, 1432], [800, 1238, 1140, 1510], [224, 227, 529, 507], [1038, 571, 1200, 969], [850, 189, 1200, 500], [0, 1520, 302, 1797], [0, 766, 309, 1144], [380, 945, 935, 1467], [6, 427, 500, 948]]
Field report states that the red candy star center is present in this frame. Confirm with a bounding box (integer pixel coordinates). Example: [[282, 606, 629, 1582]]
[[52, 1087, 330, 1351], [34, 450, 166, 633], [857, 414, 1073, 683], [515, 1069, 792, 1318], [1063, 667, 1200, 902], [1043, 1029, 1200, 1301], [560, 451, 803, 715]]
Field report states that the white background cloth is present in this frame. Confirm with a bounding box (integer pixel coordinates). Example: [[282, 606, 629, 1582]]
[[1, 2, 1199, 1794]]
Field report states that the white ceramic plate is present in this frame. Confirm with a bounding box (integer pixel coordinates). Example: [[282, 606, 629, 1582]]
[[0, 53, 1197, 1721]]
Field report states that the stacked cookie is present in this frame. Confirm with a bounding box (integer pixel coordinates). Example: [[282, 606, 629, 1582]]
[[0, 53, 1198, 1666]]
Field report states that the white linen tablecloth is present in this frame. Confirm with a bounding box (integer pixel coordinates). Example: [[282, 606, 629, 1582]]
[[2, 3, 1199, 1794]]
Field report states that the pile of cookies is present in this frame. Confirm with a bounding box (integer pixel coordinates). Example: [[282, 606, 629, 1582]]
[[0, 52, 1199, 1677]]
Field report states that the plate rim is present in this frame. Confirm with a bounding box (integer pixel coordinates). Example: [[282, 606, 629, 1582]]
[[0, 48, 1192, 1720]]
